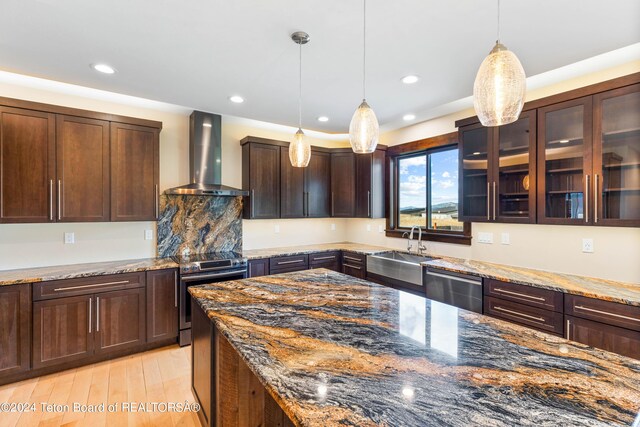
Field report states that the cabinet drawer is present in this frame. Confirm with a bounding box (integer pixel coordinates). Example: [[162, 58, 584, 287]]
[[310, 251, 341, 266], [343, 262, 365, 279], [33, 272, 145, 301], [484, 279, 563, 312], [342, 252, 365, 265], [484, 296, 563, 336], [269, 255, 308, 274], [565, 295, 640, 332]]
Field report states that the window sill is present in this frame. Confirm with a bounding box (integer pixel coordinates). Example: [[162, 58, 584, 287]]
[[384, 229, 471, 246]]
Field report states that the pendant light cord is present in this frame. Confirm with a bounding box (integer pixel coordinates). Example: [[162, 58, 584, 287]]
[[496, 0, 501, 43], [298, 40, 302, 129], [362, 0, 367, 100]]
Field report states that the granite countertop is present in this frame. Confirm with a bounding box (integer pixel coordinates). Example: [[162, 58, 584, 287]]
[[242, 242, 391, 259], [422, 256, 640, 307], [0, 257, 178, 286], [189, 269, 640, 427]]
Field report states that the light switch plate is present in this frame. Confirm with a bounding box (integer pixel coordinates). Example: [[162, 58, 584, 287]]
[[378, 225, 385, 233], [501, 233, 510, 245], [582, 238, 594, 253], [478, 232, 493, 244], [64, 232, 75, 244], [331, 223, 336, 231], [366, 224, 371, 232], [144, 229, 153, 240], [274, 225, 280, 234]]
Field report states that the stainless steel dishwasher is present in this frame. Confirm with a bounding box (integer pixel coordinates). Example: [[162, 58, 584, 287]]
[[424, 268, 483, 313]]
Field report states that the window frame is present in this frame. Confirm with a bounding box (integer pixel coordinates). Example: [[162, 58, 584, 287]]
[[385, 132, 471, 245]]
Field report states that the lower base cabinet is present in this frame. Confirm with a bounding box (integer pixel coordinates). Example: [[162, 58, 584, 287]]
[[342, 252, 366, 279], [309, 251, 341, 272], [95, 288, 146, 355], [0, 284, 31, 376], [248, 259, 269, 278], [146, 269, 178, 343], [565, 315, 640, 359]]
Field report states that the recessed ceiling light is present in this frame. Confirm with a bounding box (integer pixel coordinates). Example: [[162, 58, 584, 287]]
[[229, 95, 244, 104], [317, 116, 329, 122], [401, 75, 420, 84], [403, 114, 416, 121], [91, 63, 116, 74]]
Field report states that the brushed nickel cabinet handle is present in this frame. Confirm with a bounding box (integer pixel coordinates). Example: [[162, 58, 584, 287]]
[[343, 256, 362, 262], [566, 319, 570, 340], [251, 189, 255, 218], [277, 259, 305, 265], [492, 181, 496, 220], [49, 180, 54, 221], [155, 184, 159, 218], [88, 298, 92, 334], [494, 306, 545, 323], [53, 280, 129, 292], [584, 174, 589, 223], [96, 296, 100, 332], [313, 255, 336, 261], [574, 305, 640, 322], [486, 182, 490, 220], [174, 271, 178, 308], [493, 288, 545, 301], [343, 264, 362, 270], [57, 180, 62, 220], [367, 191, 371, 218], [331, 192, 335, 217], [594, 174, 599, 223]]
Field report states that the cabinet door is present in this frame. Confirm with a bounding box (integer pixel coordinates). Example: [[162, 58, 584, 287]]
[[57, 115, 110, 222], [494, 111, 537, 223], [537, 97, 593, 225], [0, 107, 56, 223], [305, 151, 331, 217], [95, 288, 146, 354], [243, 143, 280, 219], [331, 152, 355, 217], [146, 269, 178, 343], [459, 123, 493, 222], [280, 147, 305, 218], [33, 295, 93, 369], [355, 150, 385, 218], [0, 284, 31, 376], [248, 259, 269, 278], [110, 122, 159, 221], [565, 315, 639, 360], [592, 84, 640, 227]]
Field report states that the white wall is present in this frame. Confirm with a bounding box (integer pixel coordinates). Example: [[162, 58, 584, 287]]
[[348, 61, 640, 284]]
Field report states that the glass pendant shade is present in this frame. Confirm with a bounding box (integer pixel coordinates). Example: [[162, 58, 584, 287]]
[[289, 128, 311, 167], [473, 42, 526, 127], [349, 100, 379, 153]]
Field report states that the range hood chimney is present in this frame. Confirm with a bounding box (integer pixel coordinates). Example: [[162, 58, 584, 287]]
[[166, 111, 248, 196]]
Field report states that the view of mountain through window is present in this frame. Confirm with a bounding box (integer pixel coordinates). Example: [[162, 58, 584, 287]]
[[398, 148, 463, 231]]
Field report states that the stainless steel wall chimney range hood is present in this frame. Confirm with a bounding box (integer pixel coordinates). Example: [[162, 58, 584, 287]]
[[166, 111, 248, 196]]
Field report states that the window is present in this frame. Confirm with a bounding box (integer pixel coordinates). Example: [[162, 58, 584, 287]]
[[387, 132, 470, 245]]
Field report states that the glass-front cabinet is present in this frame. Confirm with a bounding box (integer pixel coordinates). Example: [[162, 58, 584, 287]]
[[593, 84, 640, 227], [537, 97, 593, 225], [459, 123, 491, 221]]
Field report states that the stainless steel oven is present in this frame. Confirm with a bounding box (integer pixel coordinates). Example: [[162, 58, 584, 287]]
[[175, 253, 247, 346]]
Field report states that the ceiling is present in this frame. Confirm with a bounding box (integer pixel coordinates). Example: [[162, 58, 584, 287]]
[[1, 0, 639, 133]]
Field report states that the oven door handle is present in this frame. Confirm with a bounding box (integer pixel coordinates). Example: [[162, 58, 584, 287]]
[[180, 270, 247, 282]]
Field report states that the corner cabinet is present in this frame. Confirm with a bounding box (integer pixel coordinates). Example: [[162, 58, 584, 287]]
[[459, 111, 536, 223], [355, 148, 386, 218]]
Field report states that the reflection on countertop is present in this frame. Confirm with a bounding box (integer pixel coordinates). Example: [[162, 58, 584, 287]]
[[189, 269, 640, 427]]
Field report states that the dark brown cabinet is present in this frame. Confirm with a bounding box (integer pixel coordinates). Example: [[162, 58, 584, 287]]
[[280, 147, 305, 218], [0, 107, 55, 223], [459, 111, 536, 223], [146, 269, 178, 343], [269, 254, 309, 274], [342, 252, 366, 279], [242, 140, 281, 219], [305, 150, 332, 217], [95, 288, 146, 354], [57, 115, 110, 222], [248, 259, 269, 278], [565, 315, 639, 360], [110, 122, 160, 221], [331, 151, 356, 217], [309, 251, 341, 272], [0, 284, 31, 376], [355, 149, 386, 218]]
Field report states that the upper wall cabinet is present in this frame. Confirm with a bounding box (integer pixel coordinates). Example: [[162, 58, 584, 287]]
[[458, 72, 640, 227], [305, 150, 332, 218], [110, 123, 160, 221], [459, 111, 536, 224], [0, 97, 162, 224], [0, 107, 55, 223], [330, 151, 356, 217], [242, 140, 281, 219], [355, 149, 386, 219]]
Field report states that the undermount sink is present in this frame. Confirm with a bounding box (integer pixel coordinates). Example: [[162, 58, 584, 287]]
[[366, 251, 435, 287]]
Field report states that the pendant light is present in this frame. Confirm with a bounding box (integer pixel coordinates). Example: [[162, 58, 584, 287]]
[[289, 31, 311, 167], [473, 0, 526, 127], [349, 0, 379, 154]]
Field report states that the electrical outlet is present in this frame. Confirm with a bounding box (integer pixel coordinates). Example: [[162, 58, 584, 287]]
[[144, 229, 153, 240], [64, 232, 75, 244], [501, 233, 510, 245], [478, 232, 493, 244], [274, 225, 280, 234], [331, 223, 336, 231], [366, 224, 371, 232], [378, 225, 385, 233], [582, 238, 594, 253]]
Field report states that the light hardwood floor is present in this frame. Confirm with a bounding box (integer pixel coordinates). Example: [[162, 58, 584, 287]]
[[0, 345, 201, 427]]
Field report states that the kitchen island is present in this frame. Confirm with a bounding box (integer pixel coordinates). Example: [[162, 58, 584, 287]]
[[189, 269, 640, 427]]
